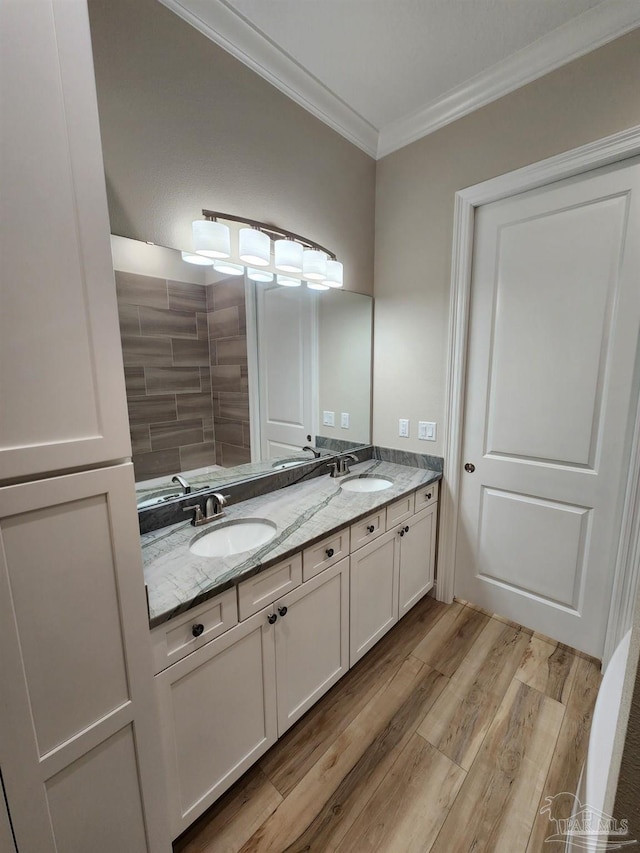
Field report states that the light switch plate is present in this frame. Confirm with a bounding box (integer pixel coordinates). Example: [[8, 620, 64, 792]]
[[341, 412, 350, 429], [323, 410, 335, 427], [398, 418, 409, 438], [419, 421, 436, 441]]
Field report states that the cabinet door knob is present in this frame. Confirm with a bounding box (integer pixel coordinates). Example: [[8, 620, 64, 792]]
[[367, 524, 375, 533], [267, 613, 278, 624], [425, 492, 432, 500], [278, 606, 288, 617], [464, 462, 475, 473], [399, 529, 405, 537], [404, 525, 410, 533], [326, 547, 335, 558], [192, 623, 205, 638]]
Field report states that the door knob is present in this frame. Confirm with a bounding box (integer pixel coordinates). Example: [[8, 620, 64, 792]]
[[464, 462, 475, 473]]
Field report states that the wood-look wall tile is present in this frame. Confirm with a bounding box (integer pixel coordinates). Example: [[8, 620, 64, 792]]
[[208, 306, 239, 340], [124, 366, 146, 396], [168, 280, 207, 313], [176, 392, 214, 421], [430, 679, 564, 853], [133, 447, 180, 481], [118, 303, 140, 336], [196, 312, 209, 340], [238, 302, 247, 335], [115, 270, 168, 308], [218, 392, 250, 421], [243, 423, 252, 447], [203, 422, 215, 443], [150, 418, 204, 451], [211, 364, 242, 391], [214, 420, 244, 447], [219, 443, 251, 467], [121, 335, 172, 367], [216, 336, 248, 366], [145, 366, 201, 395], [139, 305, 197, 339], [171, 337, 210, 366], [335, 733, 465, 853], [200, 367, 211, 393], [205, 283, 215, 311], [212, 278, 245, 310], [130, 424, 150, 455], [180, 441, 216, 471], [412, 601, 490, 677], [127, 395, 177, 425]]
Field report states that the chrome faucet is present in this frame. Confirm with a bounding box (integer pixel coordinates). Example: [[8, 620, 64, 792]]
[[172, 474, 191, 494], [327, 454, 359, 478], [302, 445, 321, 458], [183, 493, 229, 526]]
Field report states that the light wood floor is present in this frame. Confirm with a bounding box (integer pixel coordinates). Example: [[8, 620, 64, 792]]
[[173, 596, 601, 853]]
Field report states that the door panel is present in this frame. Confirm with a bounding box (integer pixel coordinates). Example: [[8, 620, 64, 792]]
[[455, 158, 640, 657]]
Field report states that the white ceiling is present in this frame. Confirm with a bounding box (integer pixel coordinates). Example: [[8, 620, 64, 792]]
[[160, 0, 640, 158]]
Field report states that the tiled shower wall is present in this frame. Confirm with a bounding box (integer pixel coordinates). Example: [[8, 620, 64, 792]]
[[207, 277, 252, 467], [115, 269, 250, 481]]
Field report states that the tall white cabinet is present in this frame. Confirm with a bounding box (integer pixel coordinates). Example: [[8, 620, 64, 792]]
[[0, 2, 170, 850]]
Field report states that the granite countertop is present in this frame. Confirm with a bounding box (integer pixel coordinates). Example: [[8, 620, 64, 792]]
[[142, 459, 441, 628]]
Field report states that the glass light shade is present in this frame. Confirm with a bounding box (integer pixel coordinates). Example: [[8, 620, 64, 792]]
[[324, 259, 344, 288], [213, 260, 244, 276], [274, 239, 303, 273], [277, 274, 301, 287], [239, 228, 270, 266], [181, 251, 214, 266], [247, 268, 273, 282], [306, 281, 330, 291], [192, 219, 230, 258], [302, 249, 327, 280]]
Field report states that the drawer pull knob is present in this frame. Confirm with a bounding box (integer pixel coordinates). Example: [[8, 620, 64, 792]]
[[426, 492, 432, 500], [367, 524, 375, 533], [267, 613, 278, 625], [192, 623, 205, 638], [278, 606, 288, 617], [405, 525, 410, 533], [326, 548, 335, 558], [399, 529, 405, 537]]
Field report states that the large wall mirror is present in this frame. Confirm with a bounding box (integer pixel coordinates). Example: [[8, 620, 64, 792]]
[[111, 236, 373, 506]]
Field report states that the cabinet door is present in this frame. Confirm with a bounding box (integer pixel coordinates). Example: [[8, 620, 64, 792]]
[[156, 610, 278, 839], [275, 557, 349, 735], [0, 464, 169, 852], [0, 0, 131, 481], [398, 504, 437, 617], [350, 529, 399, 666], [0, 784, 15, 853]]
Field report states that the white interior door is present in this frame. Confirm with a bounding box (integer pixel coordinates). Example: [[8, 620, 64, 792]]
[[256, 285, 316, 459], [455, 158, 640, 658]]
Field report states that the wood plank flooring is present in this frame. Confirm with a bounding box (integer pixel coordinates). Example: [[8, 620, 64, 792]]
[[173, 597, 601, 853]]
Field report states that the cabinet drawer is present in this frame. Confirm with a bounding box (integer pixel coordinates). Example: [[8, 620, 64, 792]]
[[303, 528, 350, 581], [238, 553, 303, 620], [151, 588, 238, 674], [385, 493, 415, 530], [350, 509, 386, 552], [414, 481, 439, 512]]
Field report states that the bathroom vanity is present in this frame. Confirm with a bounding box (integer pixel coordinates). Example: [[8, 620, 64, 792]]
[[142, 458, 440, 838]]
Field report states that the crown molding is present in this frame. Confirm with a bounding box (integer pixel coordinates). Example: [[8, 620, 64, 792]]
[[157, 0, 379, 158], [377, 0, 640, 158]]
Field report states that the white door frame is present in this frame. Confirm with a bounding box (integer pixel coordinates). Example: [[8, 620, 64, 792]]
[[438, 123, 640, 665]]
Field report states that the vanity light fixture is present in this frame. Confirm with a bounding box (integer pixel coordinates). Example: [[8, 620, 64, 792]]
[[181, 251, 214, 266], [196, 209, 343, 290], [277, 274, 301, 287], [306, 281, 330, 291], [213, 260, 244, 276], [247, 268, 274, 282], [192, 218, 231, 258]]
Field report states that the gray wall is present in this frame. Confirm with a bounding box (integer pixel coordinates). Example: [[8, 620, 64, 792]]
[[87, 0, 376, 296]]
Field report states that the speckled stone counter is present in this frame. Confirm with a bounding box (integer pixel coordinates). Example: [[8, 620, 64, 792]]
[[143, 459, 441, 628]]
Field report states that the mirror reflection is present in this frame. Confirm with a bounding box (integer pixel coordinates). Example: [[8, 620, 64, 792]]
[[110, 236, 373, 506]]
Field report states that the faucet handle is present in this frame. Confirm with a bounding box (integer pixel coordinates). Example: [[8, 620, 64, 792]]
[[212, 493, 230, 506], [183, 504, 204, 525]]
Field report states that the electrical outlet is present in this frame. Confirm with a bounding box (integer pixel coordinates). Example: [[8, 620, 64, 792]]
[[398, 418, 409, 438], [323, 410, 335, 427], [341, 412, 350, 429], [419, 421, 436, 441]]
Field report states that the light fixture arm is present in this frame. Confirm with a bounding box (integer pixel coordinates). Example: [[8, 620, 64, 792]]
[[201, 209, 336, 260]]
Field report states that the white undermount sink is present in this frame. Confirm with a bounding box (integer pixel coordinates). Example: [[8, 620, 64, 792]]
[[340, 475, 393, 493], [189, 519, 277, 558]]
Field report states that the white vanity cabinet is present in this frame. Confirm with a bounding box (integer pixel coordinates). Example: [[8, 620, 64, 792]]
[[155, 609, 278, 838], [350, 529, 399, 665], [397, 504, 437, 616]]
